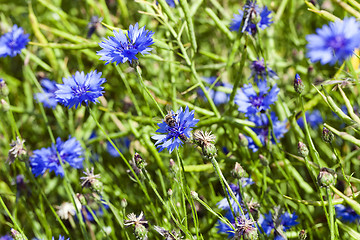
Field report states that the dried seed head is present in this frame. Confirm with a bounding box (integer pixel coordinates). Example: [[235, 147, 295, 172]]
[[299, 229, 307, 240], [154, 226, 183, 240], [234, 216, 258, 240], [193, 130, 217, 158], [124, 212, 148, 227], [7, 137, 27, 164], [80, 167, 102, 193]]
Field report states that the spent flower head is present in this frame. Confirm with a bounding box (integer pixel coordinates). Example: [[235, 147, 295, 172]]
[[29, 136, 84, 177], [306, 17, 360, 65], [97, 23, 154, 65], [7, 137, 26, 164], [153, 226, 183, 240], [317, 167, 337, 187], [56, 200, 81, 220], [55, 70, 106, 109], [152, 106, 199, 153], [80, 167, 101, 189], [193, 130, 217, 158], [0, 25, 29, 58], [234, 216, 258, 240]]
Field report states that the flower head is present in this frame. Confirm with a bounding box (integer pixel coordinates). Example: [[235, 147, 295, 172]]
[[166, 0, 176, 7], [0, 25, 29, 58], [97, 23, 154, 65], [34, 79, 58, 109], [0, 235, 13, 240], [234, 216, 258, 240], [55, 70, 106, 109], [245, 113, 288, 152], [230, 1, 272, 35], [306, 17, 360, 65], [7, 137, 26, 164], [80, 167, 101, 188], [152, 106, 199, 153], [250, 59, 278, 83], [30, 136, 84, 177], [235, 80, 279, 116], [198, 77, 232, 105], [56, 200, 81, 220], [259, 211, 299, 236], [335, 204, 360, 223]]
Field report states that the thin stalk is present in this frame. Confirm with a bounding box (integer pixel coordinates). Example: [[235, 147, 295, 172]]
[[326, 187, 335, 240]]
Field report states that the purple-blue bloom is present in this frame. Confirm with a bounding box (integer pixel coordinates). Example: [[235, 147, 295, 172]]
[[217, 183, 243, 213], [230, 1, 272, 35], [250, 58, 278, 83], [198, 77, 233, 105], [259, 211, 299, 236], [55, 70, 106, 109], [166, 0, 175, 7], [152, 106, 199, 153], [235, 80, 279, 116], [335, 204, 360, 223], [0, 25, 29, 58], [97, 23, 154, 65], [246, 113, 288, 152], [0, 235, 13, 240], [34, 79, 58, 109], [306, 17, 360, 65], [297, 110, 323, 129], [52, 236, 69, 240], [30, 136, 84, 177], [217, 210, 236, 238]]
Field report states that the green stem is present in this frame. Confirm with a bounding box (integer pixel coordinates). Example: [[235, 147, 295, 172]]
[[326, 187, 336, 240]]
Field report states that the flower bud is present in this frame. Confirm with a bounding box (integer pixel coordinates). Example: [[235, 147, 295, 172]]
[[167, 188, 173, 196], [259, 154, 269, 167], [1, 99, 9, 112], [91, 179, 104, 194], [243, 227, 258, 240], [317, 167, 337, 187], [76, 193, 87, 206], [322, 127, 334, 143], [299, 229, 307, 240], [11, 229, 26, 240], [238, 133, 249, 147], [190, 191, 198, 199], [232, 162, 246, 179], [121, 198, 128, 208], [294, 73, 305, 94], [0, 79, 9, 97], [297, 142, 309, 157]]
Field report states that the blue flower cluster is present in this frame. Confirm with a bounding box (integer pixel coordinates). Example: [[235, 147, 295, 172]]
[[0, 25, 29, 58], [198, 77, 233, 105], [250, 58, 278, 83], [97, 23, 154, 65], [230, 0, 272, 35], [152, 106, 199, 153], [259, 211, 299, 239], [306, 17, 360, 65], [30, 137, 84, 177]]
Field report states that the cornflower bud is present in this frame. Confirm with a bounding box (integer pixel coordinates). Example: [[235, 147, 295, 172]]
[[317, 167, 337, 187], [232, 162, 246, 179], [121, 198, 128, 208], [297, 142, 309, 157], [190, 191, 199, 199], [11, 229, 26, 240], [1, 99, 9, 112], [299, 229, 307, 240], [0, 79, 9, 97], [234, 216, 258, 240], [322, 127, 334, 143], [167, 188, 173, 196], [294, 73, 305, 94], [259, 154, 269, 167], [238, 133, 249, 147]]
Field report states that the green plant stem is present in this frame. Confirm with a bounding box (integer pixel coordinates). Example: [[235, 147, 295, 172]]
[[326, 187, 336, 240]]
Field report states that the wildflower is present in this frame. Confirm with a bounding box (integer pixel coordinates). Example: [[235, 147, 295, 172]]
[[245, 113, 287, 152], [0, 25, 29, 58], [152, 106, 199, 153], [198, 77, 232, 105], [259, 211, 299, 237], [34, 79, 58, 109], [193, 130, 217, 158], [106, 137, 130, 157], [235, 80, 279, 116], [165, 0, 176, 8], [306, 17, 360, 65], [322, 127, 334, 143], [0, 78, 9, 97], [154, 226, 182, 240], [56, 200, 81, 220], [250, 59, 278, 83], [231, 162, 246, 179], [0, 235, 13, 240], [217, 210, 237, 238], [230, 1, 272, 35], [335, 204, 360, 223], [124, 212, 148, 240], [234, 216, 258, 240], [80, 167, 102, 192], [7, 137, 26, 164], [299, 230, 307, 240], [52, 235, 69, 240], [30, 136, 84, 177], [294, 73, 305, 94], [297, 110, 323, 129], [317, 167, 337, 187], [10, 229, 25, 240], [55, 70, 106, 109], [97, 23, 154, 65]]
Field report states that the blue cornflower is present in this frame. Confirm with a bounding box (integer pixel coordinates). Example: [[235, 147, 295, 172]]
[[152, 106, 199, 153], [34, 79, 58, 109], [0, 235, 13, 240], [217, 210, 236, 238], [0, 25, 29, 58], [97, 23, 154, 65], [259, 211, 299, 236], [30, 136, 84, 177], [250, 58, 278, 83], [230, 1, 272, 35], [306, 17, 360, 65], [335, 204, 360, 223], [297, 110, 323, 129], [198, 77, 233, 105], [246, 113, 288, 152], [235, 80, 279, 116], [55, 70, 106, 109], [166, 0, 175, 7], [52, 236, 69, 240], [106, 137, 131, 157]]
